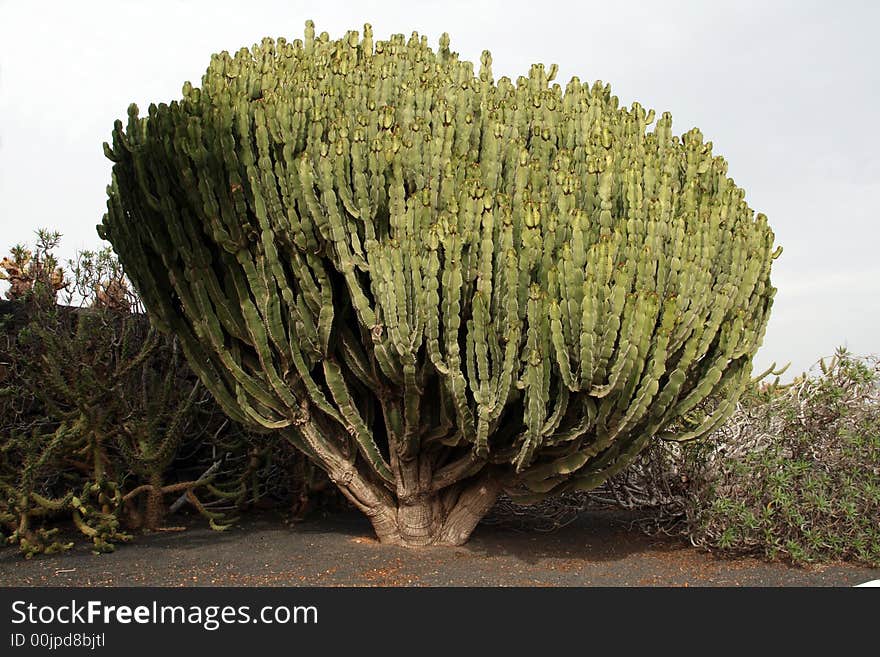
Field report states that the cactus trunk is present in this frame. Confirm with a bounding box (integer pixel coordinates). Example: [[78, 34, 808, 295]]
[[144, 472, 165, 531], [338, 463, 500, 547], [282, 419, 501, 546], [341, 462, 501, 547]]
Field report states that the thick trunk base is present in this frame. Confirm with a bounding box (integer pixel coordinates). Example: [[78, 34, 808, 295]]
[[304, 425, 502, 548], [368, 477, 501, 547]]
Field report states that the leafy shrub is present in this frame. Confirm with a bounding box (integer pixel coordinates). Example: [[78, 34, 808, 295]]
[[682, 349, 879, 565], [488, 349, 879, 567]]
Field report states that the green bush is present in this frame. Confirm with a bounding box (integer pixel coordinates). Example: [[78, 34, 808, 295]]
[[489, 349, 879, 566], [684, 349, 879, 565], [571, 349, 879, 566]]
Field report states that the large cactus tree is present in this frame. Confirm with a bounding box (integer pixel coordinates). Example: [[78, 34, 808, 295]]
[[99, 22, 779, 546]]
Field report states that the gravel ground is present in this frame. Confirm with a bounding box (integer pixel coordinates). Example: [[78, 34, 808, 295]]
[[1, 510, 877, 587]]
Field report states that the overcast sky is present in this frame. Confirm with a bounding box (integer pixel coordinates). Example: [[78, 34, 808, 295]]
[[1, 0, 877, 379]]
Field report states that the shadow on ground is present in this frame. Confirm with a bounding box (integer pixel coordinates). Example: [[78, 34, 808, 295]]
[[2, 510, 877, 586]]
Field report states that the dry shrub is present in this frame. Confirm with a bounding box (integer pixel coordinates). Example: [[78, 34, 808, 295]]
[[489, 349, 880, 567]]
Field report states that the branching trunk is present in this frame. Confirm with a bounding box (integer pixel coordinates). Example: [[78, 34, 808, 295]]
[[286, 415, 502, 547], [362, 477, 501, 547], [330, 457, 501, 547]]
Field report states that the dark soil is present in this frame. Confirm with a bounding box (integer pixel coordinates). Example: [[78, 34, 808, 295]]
[[1, 510, 877, 586]]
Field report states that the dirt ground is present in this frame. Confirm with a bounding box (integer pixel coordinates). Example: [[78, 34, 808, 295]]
[[1, 510, 877, 586]]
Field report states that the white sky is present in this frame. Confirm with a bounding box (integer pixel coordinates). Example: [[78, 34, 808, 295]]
[[1, 0, 878, 379]]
